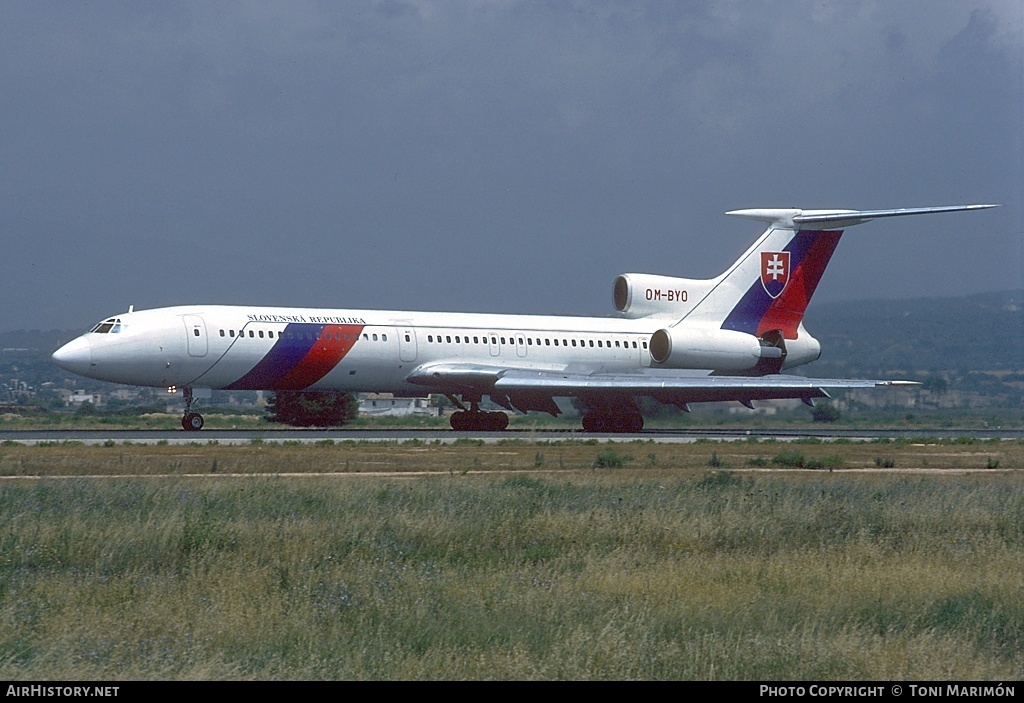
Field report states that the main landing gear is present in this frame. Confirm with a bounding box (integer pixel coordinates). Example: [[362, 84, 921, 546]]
[[449, 398, 509, 431], [181, 386, 204, 431], [581, 412, 644, 433]]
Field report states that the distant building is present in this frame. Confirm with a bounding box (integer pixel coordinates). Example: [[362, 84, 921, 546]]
[[359, 394, 439, 417], [65, 390, 103, 408]]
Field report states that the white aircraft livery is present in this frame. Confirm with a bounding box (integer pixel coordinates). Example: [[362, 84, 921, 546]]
[[52, 204, 997, 431]]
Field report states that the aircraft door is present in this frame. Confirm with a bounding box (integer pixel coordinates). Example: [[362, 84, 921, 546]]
[[183, 315, 208, 357], [515, 334, 527, 358], [487, 333, 500, 357], [399, 328, 417, 362]]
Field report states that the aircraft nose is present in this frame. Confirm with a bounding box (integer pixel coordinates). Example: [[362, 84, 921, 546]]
[[52, 336, 93, 375]]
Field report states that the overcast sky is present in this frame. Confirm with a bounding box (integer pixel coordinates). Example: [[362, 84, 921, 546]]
[[1, 1, 1021, 331]]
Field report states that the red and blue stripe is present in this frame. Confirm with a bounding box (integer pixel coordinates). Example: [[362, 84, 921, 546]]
[[225, 323, 364, 390], [721, 230, 842, 339]]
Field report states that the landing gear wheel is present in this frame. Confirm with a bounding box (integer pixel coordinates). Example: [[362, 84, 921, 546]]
[[180, 385, 205, 431], [493, 412, 509, 431], [449, 410, 509, 431], [183, 412, 204, 431], [450, 411, 468, 431], [621, 413, 644, 433]]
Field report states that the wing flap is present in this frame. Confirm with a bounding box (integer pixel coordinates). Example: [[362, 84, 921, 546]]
[[407, 362, 915, 404]]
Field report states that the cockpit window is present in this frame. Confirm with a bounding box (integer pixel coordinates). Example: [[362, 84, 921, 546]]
[[89, 318, 123, 334]]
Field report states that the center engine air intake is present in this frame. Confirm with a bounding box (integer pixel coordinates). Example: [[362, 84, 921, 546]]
[[649, 327, 782, 371], [613, 273, 706, 319]]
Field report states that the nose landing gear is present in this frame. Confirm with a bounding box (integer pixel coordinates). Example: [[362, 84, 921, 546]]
[[181, 386, 204, 431]]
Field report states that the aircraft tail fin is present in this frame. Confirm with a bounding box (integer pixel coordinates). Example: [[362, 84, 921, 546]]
[[681, 204, 998, 338]]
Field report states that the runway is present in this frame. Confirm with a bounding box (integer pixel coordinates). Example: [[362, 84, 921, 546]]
[[1, 426, 1022, 445]]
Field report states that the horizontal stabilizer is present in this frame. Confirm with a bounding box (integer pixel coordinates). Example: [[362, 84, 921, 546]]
[[727, 204, 998, 231]]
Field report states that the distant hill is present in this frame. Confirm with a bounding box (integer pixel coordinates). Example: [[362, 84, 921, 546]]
[[805, 290, 1024, 376], [0, 329, 82, 353]]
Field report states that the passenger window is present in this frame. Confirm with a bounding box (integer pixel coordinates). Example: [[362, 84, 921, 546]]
[[194, 329, 200, 337], [259, 331, 264, 338], [382, 334, 387, 341], [571, 340, 576, 347], [446, 335, 451, 343], [230, 330, 235, 338], [589, 340, 594, 347], [455, 336, 461, 343], [405, 334, 411, 342], [373, 334, 379, 341]]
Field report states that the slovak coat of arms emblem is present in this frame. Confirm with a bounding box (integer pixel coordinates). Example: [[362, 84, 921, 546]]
[[760, 251, 791, 298]]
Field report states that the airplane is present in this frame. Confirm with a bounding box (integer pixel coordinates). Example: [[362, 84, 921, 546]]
[[52, 204, 997, 432]]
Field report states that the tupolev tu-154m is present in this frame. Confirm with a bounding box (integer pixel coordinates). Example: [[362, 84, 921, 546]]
[[52, 204, 998, 431]]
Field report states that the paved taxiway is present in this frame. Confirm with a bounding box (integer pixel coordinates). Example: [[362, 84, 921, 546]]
[[1, 427, 1022, 445]]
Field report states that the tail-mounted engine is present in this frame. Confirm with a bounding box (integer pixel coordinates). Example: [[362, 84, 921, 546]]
[[649, 326, 784, 372], [614, 273, 713, 319], [649, 326, 821, 373]]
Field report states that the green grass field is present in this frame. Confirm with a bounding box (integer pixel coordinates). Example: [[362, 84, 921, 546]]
[[1, 441, 1022, 679]]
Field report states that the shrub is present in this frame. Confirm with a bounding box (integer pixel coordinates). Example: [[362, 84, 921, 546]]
[[265, 391, 359, 427], [771, 451, 806, 468], [812, 404, 842, 423], [593, 449, 631, 468]]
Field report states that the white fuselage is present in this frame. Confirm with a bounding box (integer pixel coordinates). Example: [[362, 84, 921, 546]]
[[53, 304, 822, 394], [58, 305, 667, 392]]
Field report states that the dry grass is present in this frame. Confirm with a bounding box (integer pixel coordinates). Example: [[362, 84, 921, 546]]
[[0, 436, 1021, 477], [1, 441, 1022, 679]]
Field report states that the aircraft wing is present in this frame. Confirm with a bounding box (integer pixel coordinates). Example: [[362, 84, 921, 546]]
[[406, 362, 915, 414]]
